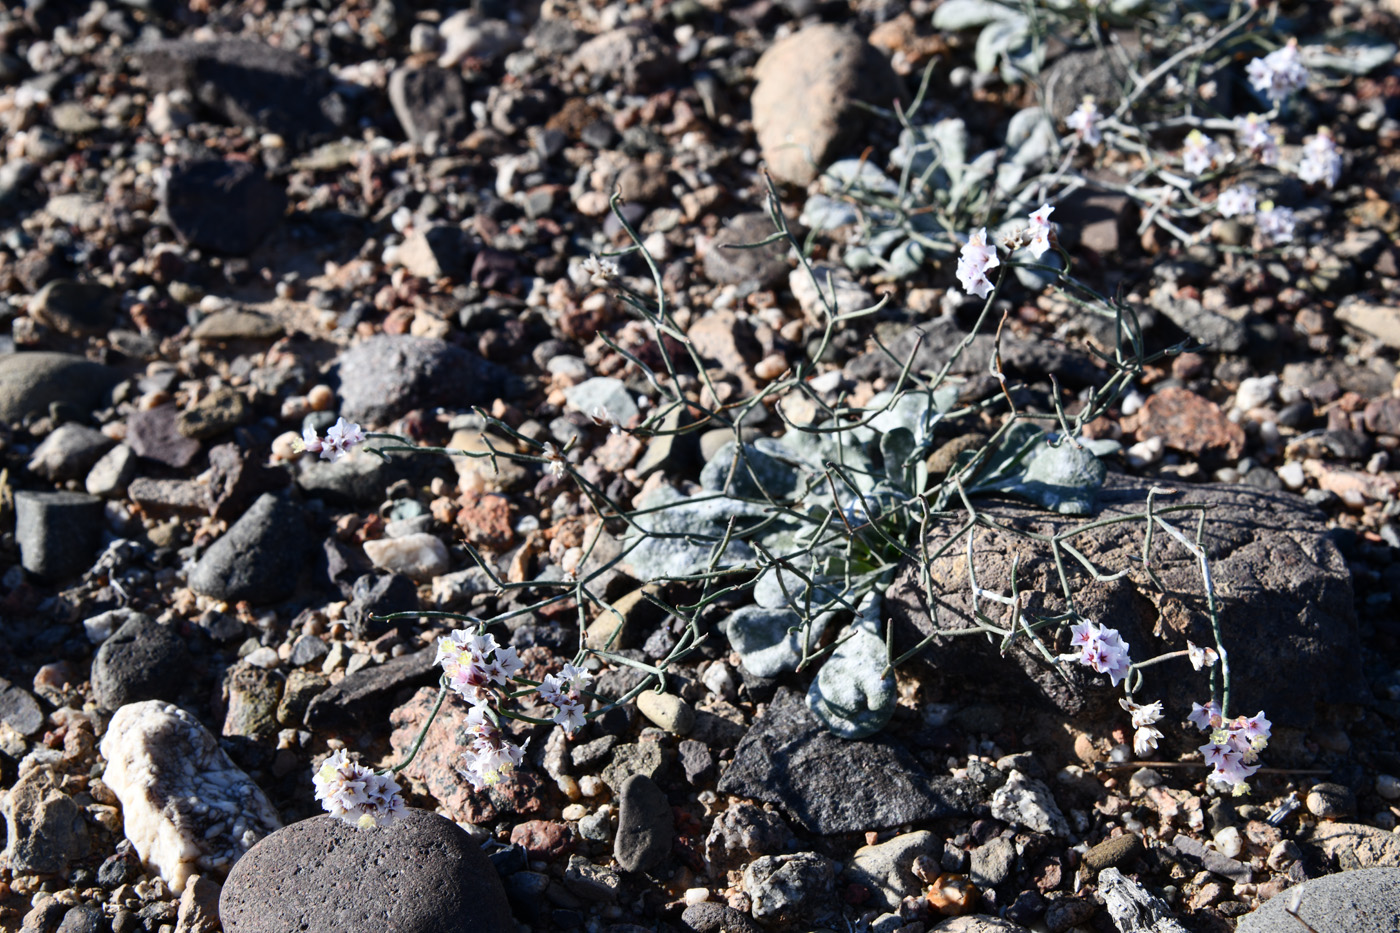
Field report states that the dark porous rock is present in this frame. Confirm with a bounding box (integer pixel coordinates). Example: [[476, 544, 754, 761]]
[[389, 66, 471, 148], [56, 905, 106, 933], [163, 161, 286, 256], [0, 351, 122, 425], [885, 475, 1363, 727], [702, 213, 790, 288], [138, 38, 342, 149], [848, 317, 1100, 389], [188, 493, 307, 604], [614, 774, 673, 873], [219, 810, 514, 933], [337, 335, 512, 427], [91, 612, 189, 712], [288, 635, 329, 668], [1236, 867, 1400, 933], [1083, 833, 1143, 872], [0, 677, 44, 736], [14, 490, 104, 580], [127, 405, 201, 469], [30, 279, 121, 337], [295, 445, 401, 506], [717, 689, 982, 834], [681, 903, 763, 933], [206, 442, 289, 521], [305, 648, 438, 731], [347, 573, 419, 639]]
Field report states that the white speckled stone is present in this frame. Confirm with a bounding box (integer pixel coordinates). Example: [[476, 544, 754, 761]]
[[99, 701, 282, 893]]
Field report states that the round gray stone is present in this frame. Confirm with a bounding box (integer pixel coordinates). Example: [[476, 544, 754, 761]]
[[188, 493, 307, 603], [220, 810, 515, 933], [0, 352, 121, 425], [91, 612, 189, 712], [337, 335, 511, 427], [1236, 868, 1400, 933]]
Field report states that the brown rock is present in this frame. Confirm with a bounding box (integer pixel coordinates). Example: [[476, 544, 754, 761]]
[[1364, 396, 1400, 436], [687, 309, 763, 374], [751, 24, 903, 186], [1131, 387, 1244, 462], [1308, 821, 1400, 869], [510, 819, 573, 861], [127, 405, 201, 469], [456, 493, 514, 550], [174, 874, 222, 933]]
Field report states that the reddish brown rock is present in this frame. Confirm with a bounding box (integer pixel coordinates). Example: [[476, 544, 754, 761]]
[[456, 493, 515, 550], [1364, 396, 1400, 437], [1131, 387, 1244, 462], [510, 820, 573, 861]]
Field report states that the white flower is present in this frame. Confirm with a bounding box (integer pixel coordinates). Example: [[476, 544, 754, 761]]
[[580, 254, 619, 286], [303, 417, 366, 463], [1066, 97, 1101, 146], [1246, 39, 1308, 104], [1186, 640, 1220, 670], [1236, 114, 1280, 165], [1182, 130, 1223, 176], [541, 441, 567, 477], [1216, 185, 1257, 219], [1255, 203, 1296, 246], [300, 425, 324, 455], [1297, 129, 1342, 188], [313, 751, 406, 829], [1025, 205, 1054, 260], [1133, 726, 1163, 758], [955, 228, 999, 299], [551, 700, 587, 735], [1119, 697, 1164, 730], [1060, 621, 1132, 687], [1188, 699, 1222, 732]]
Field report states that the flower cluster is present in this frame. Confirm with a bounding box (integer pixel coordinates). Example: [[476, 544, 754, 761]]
[[1182, 130, 1225, 176], [1246, 39, 1308, 104], [1254, 203, 1297, 247], [460, 704, 528, 790], [1297, 129, 1342, 189], [313, 750, 406, 829], [1067, 97, 1101, 146], [300, 417, 365, 463], [1236, 114, 1280, 166], [435, 631, 531, 786], [537, 662, 594, 736], [1120, 698, 1165, 757], [1190, 701, 1271, 793], [958, 206, 1057, 299], [1060, 620, 1132, 686], [1216, 184, 1258, 219], [580, 254, 619, 285]]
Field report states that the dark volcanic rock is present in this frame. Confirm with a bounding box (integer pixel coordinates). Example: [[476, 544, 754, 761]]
[[885, 475, 1364, 727], [163, 161, 287, 255], [305, 648, 438, 730], [614, 774, 673, 873], [388, 66, 471, 148], [91, 612, 189, 712], [346, 573, 419, 639], [127, 405, 201, 469], [219, 810, 513, 933], [0, 677, 44, 736], [703, 213, 790, 288], [336, 335, 513, 426], [847, 317, 1100, 388], [188, 493, 307, 604], [206, 442, 290, 521], [14, 490, 104, 579], [0, 352, 122, 425], [138, 38, 342, 149], [716, 689, 982, 834], [30, 279, 120, 337]]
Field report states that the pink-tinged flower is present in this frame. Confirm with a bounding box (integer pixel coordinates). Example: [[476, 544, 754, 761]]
[[1236, 710, 1271, 747], [1067, 98, 1101, 146], [1214, 754, 1260, 790], [1120, 697, 1164, 729], [1255, 203, 1296, 246], [1297, 129, 1342, 189], [1215, 186, 1257, 220], [1069, 621, 1096, 649], [1059, 622, 1131, 686], [1025, 205, 1054, 259], [313, 750, 406, 829], [459, 735, 526, 789], [1200, 739, 1236, 770], [320, 417, 366, 461], [1246, 39, 1308, 104], [552, 700, 587, 735], [1188, 700, 1222, 732], [1182, 130, 1224, 176], [1236, 114, 1280, 165], [956, 228, 999, 299], [301, 425, 324, 455]]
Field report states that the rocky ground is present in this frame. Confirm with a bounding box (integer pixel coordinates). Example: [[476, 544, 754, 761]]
[[2, 1, 1400, 933]]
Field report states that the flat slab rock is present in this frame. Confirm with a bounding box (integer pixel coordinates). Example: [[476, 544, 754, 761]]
[[1236, 867, 1400, 933], [717, 688, 982, 834], [219, 810, 515, 933], [886, 475, 1364, 726]]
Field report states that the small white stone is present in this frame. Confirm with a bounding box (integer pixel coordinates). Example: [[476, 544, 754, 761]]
[[683, 888, 710, 906], [362, 533, 450, 581], [1377, 774, 1400, 800], [1234, 375, 1278, 411], [1277, 461, 1306, 490], [562, 803, 588, 821], [244, 647, 279, 669], [1214, 826, 1243, 859], [1126, 436, 1165, 469], [579, 775, 605, 797]]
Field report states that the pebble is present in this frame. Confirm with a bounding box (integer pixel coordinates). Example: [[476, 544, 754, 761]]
[[743, 851, 835, 922], [1378, 774, 1400, 801], [2, 766, 90, 875], [27, 422, 114, 481], [0, 351, 121, 424], [990, 770, 1072, 838], [845, 831, 939, 913], [1083, 833, 1144, 871], [90, 612, 190, 712], [362, 533, 450, 581], [636, 691, 696, 735], [1306, 782, 1357, 820], [188, 493, 307, 603], [614, 774, 672, 873], [1214, 826, 1244, 859]]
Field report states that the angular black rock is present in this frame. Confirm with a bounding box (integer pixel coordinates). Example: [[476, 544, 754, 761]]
[[90, 613, 189, 712], [14, 490, 104, 580], [187, 493, 307, 604]]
